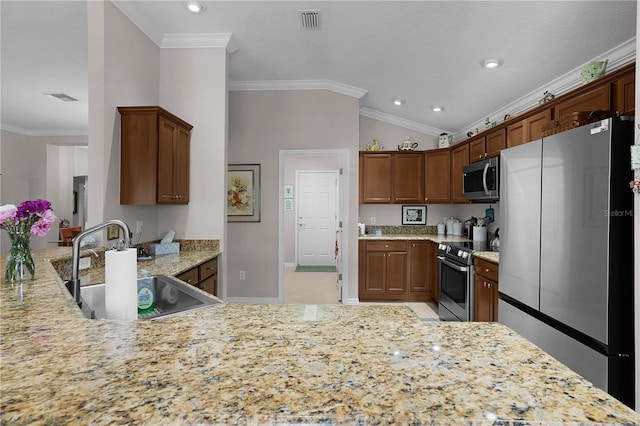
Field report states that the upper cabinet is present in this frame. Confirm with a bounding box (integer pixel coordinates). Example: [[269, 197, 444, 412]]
[[358, 63, 635, 205], [554, 85, 610, 118], [450, 143, 469, 203], [615, 73, 635, 115], [360, 152, 423, 204], [360, 153, 392, 203], [424, 148, 451, 203], [506, 109, 551, 148], [393, 153, 424, 203], [118, 106, 193, 205], [469, 129, 505, 163]]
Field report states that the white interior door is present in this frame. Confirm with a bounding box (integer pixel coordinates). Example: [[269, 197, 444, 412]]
[[296, 170, 338, 266]]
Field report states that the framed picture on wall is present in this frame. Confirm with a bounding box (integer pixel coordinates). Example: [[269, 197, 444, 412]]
[[227, 164, 261, 222], [402, 205, 427, 225]]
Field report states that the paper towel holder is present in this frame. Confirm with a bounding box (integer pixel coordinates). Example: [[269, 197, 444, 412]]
[[65, 219, 132, 305]]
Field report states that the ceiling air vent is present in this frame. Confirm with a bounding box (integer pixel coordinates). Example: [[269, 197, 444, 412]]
[[298, 10, 321, 31], [43, 93, 79, 102]]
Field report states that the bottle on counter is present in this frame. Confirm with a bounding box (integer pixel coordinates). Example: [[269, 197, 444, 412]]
[[137, 277, 156, 315]]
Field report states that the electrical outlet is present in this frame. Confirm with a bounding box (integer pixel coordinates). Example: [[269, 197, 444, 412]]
[[239, 271, 246, 280], [79, 257, 91, 270], [370, 217, 376, 225], [136, 219, 143, 234]]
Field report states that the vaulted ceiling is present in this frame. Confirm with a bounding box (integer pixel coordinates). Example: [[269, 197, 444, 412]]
[[1, 1, 636, 136]]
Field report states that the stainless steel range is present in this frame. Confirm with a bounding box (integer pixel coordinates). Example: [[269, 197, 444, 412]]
[[437, 241, 489, 321]]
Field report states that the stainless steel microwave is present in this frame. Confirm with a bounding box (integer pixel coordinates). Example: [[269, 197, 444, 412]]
[[463, 157, 499, 202]]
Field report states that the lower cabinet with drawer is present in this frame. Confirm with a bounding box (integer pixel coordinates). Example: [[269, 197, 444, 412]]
[[359, 240, 437, 302], [177, 257, 218, 297], [473, 257, 499, 322]]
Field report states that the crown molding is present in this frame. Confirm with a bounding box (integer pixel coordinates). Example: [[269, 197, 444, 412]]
[[229, 79, 368, 99], [161, 33, 237, 52], [359, 108, 446, 136], [1, 124, 88, 137], [454, 37, 636, 141]]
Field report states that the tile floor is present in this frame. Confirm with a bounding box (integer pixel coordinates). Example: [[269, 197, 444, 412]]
[[284, 266, 439, 319]]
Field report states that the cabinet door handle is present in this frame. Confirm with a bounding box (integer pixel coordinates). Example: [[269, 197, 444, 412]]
[[485, 268, 490, 272], [385, 244, 389, 248]]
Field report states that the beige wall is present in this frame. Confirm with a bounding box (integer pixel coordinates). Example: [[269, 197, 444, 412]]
[[0, 130, 87, 252], [157, 48, 228, 244], [228, 90, 360, 301], [359, 115, 440, 151], [88, 0, 161, 246]]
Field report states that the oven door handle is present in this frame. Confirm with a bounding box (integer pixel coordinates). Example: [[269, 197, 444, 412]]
[[437, 256, 470, 272]]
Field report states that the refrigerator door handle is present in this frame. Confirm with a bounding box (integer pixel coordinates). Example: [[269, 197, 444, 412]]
[[482, 162, 490, 195]]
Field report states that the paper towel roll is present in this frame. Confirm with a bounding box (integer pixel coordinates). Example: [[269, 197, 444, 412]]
[[105, 248, 138, 320]]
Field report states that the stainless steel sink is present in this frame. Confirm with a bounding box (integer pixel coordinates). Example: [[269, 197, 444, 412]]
[[76, 274, 219, 320]]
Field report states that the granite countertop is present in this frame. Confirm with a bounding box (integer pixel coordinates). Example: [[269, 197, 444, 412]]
[[359, 233, 500, 264], [2, 248, 638, 424]]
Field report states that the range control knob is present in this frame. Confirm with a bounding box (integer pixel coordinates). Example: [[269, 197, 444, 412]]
[[458, 250, 464, 257], [461, 252, 469, 259]]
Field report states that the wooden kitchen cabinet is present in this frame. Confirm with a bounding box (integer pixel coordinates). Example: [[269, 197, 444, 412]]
[[360, 240, 408, 300], [615, 72, 635, 115], [393, 153, 424, 203], [424, 148, 451, 203], [473, 258, 498, 322], [408, 241, 430, 295], [118, 106, 193, 205], [469, 129, 505, 163], [359, 239, 438, 302], [554, 85, 610, 119], [359, 152, 423, 204], [506, 110, 551, 148], [360, 153, 392, 203], [450, 143, 469, 203], [177, 257, 218, 297], [506, 120, 525, 148]]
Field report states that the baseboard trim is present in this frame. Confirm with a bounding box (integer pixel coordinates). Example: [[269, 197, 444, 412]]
[[284, 262, 296, 268], [226, 297, 281, 305], [342, 297, 360, 305]]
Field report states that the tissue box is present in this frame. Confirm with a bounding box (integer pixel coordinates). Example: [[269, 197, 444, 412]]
[[149, 242, 180, 256]]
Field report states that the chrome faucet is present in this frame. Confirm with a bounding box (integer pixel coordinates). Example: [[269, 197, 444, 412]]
[[65, 219, 131, 305]]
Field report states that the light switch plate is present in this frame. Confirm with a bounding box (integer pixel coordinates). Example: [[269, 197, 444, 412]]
[[631, 145, 640, 170]]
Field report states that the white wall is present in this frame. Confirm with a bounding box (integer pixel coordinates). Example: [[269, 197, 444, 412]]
[[228, 90, 360, 301]]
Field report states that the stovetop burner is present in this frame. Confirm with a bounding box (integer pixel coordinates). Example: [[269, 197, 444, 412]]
[[438, 240, 492, 265]]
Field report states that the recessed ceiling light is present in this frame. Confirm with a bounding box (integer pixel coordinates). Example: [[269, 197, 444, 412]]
[[481, 58, 504, 69], [186, 1, 206, 14], [431, 105, 444, 112], [393, 98, 405, 106]]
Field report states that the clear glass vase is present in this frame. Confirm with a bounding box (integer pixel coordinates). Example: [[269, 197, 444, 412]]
[[5, 230, 35, 282]]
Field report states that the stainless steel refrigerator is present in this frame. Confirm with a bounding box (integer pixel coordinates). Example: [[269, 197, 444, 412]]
[[498, 117, 635, 408]]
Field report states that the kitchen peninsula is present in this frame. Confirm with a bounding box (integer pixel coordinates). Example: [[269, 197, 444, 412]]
[[1, 248, 639, 424]]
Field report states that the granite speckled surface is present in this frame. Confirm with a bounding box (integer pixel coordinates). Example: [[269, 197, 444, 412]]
[[359, 232, 500, 263], [2, 247, 639, 424]]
